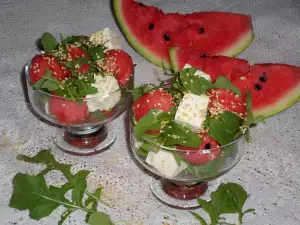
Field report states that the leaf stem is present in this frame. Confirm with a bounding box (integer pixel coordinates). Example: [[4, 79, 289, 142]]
[[85, 191, 112, 208], [36, 193, 94, 213]]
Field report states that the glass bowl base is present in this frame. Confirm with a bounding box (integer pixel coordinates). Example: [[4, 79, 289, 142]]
[[150, 177, 209, 209], [52, 125, 117, 156]]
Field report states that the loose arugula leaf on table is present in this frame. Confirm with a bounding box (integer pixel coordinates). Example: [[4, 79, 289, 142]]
[[41, 32, 57, 53], [17, 149, 73, 179], [87, 212, 114, 225], [191, 182, 255, 225], [134, 107, 176, 139], [209, 112, 243, 146], [11, 149, 113, 225], [161, 121, 202, 148], [32, 70, 61, 91]]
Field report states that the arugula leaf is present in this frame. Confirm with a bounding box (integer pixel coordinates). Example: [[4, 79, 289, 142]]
[[58, 208, 76, 225], [61, 35, 84, 46], [41, 32, 57, 53], [72, 170, 90, 207], [179, 67, 241, 96], [9, 173, 71, 220], [17, 149, 73, 179], [87, 212, 114, 225], [88, 45, 106, 61], [245, 91, 265, 125], [32, 70, 61, 92], [214, 76, 241, 96], [209, 112, 243, 145], [192, 182, 255, 225], [89, 110, 107, 120], [161, 121, 202, 148], [190, 211, 208, 225], [134, 108, 175, 139], [180, 68, 206, 95], [12, 149, 114, 225], [129, 83, 164, 101]]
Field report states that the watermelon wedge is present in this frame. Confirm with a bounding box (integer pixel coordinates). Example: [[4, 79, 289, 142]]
[[169, 47, 250, 82], [233, 64, 300, 118], [113, 0, 254, 70], [169, 47, 300, 119]]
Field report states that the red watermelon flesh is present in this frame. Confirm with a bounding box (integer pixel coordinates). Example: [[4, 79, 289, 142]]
[[171, 12, 253, 57], [113, 0, 254, 70], [170, 47, 250, 82], [233, 64, 300, 118]]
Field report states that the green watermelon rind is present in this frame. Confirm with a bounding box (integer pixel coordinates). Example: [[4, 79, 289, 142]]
[[113, 0, 172, 70], [221, 30, 255, 58], [252, 82, 300, 119], [169, 30, 254, 73], [114, 0, 254, 71]]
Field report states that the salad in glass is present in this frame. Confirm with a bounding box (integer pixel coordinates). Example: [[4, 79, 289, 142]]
[[25, 28, 134, 155], [130, 65, 256, 208]]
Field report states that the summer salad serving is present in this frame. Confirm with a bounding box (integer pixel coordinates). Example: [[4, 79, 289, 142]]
[[27, 28, 134, 125], [131, 65, 257, 180]]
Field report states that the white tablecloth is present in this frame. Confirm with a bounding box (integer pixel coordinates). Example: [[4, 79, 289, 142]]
[[0, 0, 300, 224]]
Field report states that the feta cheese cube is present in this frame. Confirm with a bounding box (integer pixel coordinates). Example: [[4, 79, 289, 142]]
[[174, 93, 210, 131], [86, 75, 121, 112], [183, 63, 211, 81], [146, 150, 187, 178], [89, 27, 120, 51]]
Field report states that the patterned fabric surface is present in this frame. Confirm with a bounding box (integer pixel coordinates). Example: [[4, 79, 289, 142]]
[[0, 0, 300, 224]]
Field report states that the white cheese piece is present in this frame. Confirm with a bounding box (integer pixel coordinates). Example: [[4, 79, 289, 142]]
[[174, 93, 210, 131], [183, 63, 211, 81], [146, 150, 187, 178], [89, 27, 120, 51], [86, 75, 121, 112]]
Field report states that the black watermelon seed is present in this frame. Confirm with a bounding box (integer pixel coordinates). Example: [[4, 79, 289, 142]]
[[259, 72, 267, 82], [212, 55, 219, 59], [201, 53, 207, 58], [205, 143, 211, 149], [163, 33, 170, 41], [199, 28, 205, 33], [254, 83, 262, 90], [149, 23, 154, 30], [139, 3, 144, 6]]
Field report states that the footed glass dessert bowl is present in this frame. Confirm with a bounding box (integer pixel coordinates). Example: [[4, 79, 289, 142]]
[[129, 109, 246, 208], [25, 62, 132, 156]]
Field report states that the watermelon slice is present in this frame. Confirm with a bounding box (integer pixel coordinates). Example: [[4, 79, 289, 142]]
[[169, 47, 300, 119], [233, 64, 300, 118], [169, 47, 250, 82], [113, 0, 254, 70]]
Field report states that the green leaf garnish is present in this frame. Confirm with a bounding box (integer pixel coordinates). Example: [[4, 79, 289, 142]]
[[10, 149, 113, 225], [32, 70, 61, 92], [41, 32, 57, 53], [129, 82, 164, 101], [88, 45, 106, 61], [191, 182, 255, 225], [134, 108, 175, 139], [214, 76, 241, 96], [209, 112, 243, 145], [161, 121, 202, 148], [178, 67, 241, 95]]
